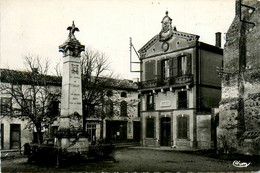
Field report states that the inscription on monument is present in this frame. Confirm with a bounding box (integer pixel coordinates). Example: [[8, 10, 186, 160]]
[[71, 64, 79, 74]]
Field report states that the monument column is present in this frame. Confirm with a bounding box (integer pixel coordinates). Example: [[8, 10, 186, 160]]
[[58, 21, 85, 149]]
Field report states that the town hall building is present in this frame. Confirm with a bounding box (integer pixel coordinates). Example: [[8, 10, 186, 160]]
[[138, 12, 223, 149]]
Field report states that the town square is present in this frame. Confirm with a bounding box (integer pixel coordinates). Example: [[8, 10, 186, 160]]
[[0, 0, 260, 172]]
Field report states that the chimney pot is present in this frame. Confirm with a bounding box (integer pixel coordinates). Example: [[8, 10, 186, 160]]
[[215, 32, 221, 48]]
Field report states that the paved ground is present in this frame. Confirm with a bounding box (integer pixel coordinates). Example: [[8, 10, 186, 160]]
[[1, 147, 260, 172]]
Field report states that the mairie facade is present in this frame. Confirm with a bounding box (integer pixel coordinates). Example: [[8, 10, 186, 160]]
[[138, 12, 223, 149]]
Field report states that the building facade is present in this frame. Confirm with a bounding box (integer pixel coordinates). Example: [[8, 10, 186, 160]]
[[84, 80, 140, 144], [138, 12, 223, 149], [217, 0, 260, 155], [0, 69, 139, 150]]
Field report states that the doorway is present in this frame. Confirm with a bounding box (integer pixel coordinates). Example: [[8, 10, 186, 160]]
[[10, 124, 21, 149], [106, 121, 127, 143], [133, 121, 140, 143], [160, 117, 171, 146]]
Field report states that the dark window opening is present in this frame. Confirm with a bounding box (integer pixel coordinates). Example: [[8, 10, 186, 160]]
[[10, 124, 21, 149], [177, 116, 188, 139], [121, 92, 127, 98], [162, 59, 170, 80], [51, 100, 60, 116], [146, 117, 155, 138], [178, 91, 187, 109], [106, 99, 114, 117], [50, 126, 58, 138], [106, 90, 113, 97], [146, 94, 154, 111], [120, 100, 127, 116], [138, 102, 141, 117], [1, 97, 12, 115]]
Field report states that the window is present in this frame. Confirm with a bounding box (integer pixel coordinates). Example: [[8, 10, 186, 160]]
[[121, 92, 127, 98], [145, 60, 156, 81], [146, 94, 154, 111], [178, 55, 191, 76], [120, 100, 127, 116], [178, 91, 187, 109], [106, 90, 113, 97], [1, 97, 12, 115], [146, 117, 155, 138], [50, 126, 58, 138], [22, 99, 32, 116], [10, 124, 21, 149], [86, 123, 96, 143], [51, 100, 60, 116], [177, 116, 188, 139], [162, 59, 170, 80], [105, 99, 113, 117]]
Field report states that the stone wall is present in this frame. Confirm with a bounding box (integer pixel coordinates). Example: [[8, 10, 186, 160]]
[[218, 0, 260, 155], [196, 115, 211, 149]]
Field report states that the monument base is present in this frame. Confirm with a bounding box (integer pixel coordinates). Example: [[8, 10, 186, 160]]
[[56, 117, 88, 152]]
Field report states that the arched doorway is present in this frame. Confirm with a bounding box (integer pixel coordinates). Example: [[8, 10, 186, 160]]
[[160, 117, 171, 146]]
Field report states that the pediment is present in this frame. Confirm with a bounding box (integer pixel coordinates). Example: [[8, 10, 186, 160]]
[[138, 30, 199, 58]]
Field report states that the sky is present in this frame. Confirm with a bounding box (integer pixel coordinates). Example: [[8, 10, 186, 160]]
[[0, 0, 235, 80]]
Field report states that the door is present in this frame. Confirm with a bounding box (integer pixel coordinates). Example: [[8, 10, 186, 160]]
[[160, 117, 171, 146], [133, 121, 140, 142], [10, 124, 21, 149], [106, 121, 127, 143]]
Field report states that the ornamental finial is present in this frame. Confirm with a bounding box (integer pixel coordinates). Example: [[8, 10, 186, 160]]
[[166, 11, 168, 16], [67, 21, 79, 39]]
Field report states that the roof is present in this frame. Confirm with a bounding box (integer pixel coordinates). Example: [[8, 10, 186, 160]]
[[0, 68, 138, 91], [0, 69, 61, 86], [138, 30, 200, 56]]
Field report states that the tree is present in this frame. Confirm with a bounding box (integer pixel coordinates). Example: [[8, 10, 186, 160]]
[[81, 48, 115, 140], [0, 56, 61, 145]]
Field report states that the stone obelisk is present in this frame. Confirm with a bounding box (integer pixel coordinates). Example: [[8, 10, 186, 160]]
[[58, 21, 85, 149]]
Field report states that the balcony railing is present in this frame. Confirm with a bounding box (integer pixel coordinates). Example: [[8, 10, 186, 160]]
[[140, 75, 193, 89]]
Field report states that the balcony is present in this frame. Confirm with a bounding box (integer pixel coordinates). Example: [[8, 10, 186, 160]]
[[140, 75, 193, 89]]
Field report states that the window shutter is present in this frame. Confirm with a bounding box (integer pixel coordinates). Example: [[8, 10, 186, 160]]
[[178, 116, 188, 139], [151, 60, 156, 80], [172, 57, 178, 76], [145, 60, 156, 81], [145, 61, 150, 81], [157, 60, 161, 80], [186, 54, 192, 74], [169, 58, 174, 77]]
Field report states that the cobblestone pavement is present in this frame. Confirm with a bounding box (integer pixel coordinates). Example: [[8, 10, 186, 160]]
[[1, 147, 260, 172]]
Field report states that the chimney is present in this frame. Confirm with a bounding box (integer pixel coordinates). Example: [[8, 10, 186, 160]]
[[235, 0, 241, 16], [215, 32, 221, 48]]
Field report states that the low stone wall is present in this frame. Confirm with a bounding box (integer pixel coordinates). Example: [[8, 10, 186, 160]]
[[196, 115, 212, 149]]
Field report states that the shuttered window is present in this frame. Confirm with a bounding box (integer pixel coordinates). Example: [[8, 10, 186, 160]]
[[162, 59, 170, 80], [178, 54, 192, 75], [177, 116, 188, 139], [171, 57, 178, 77], [146, 117, 155, 138], [145, 60, 156, 81]]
